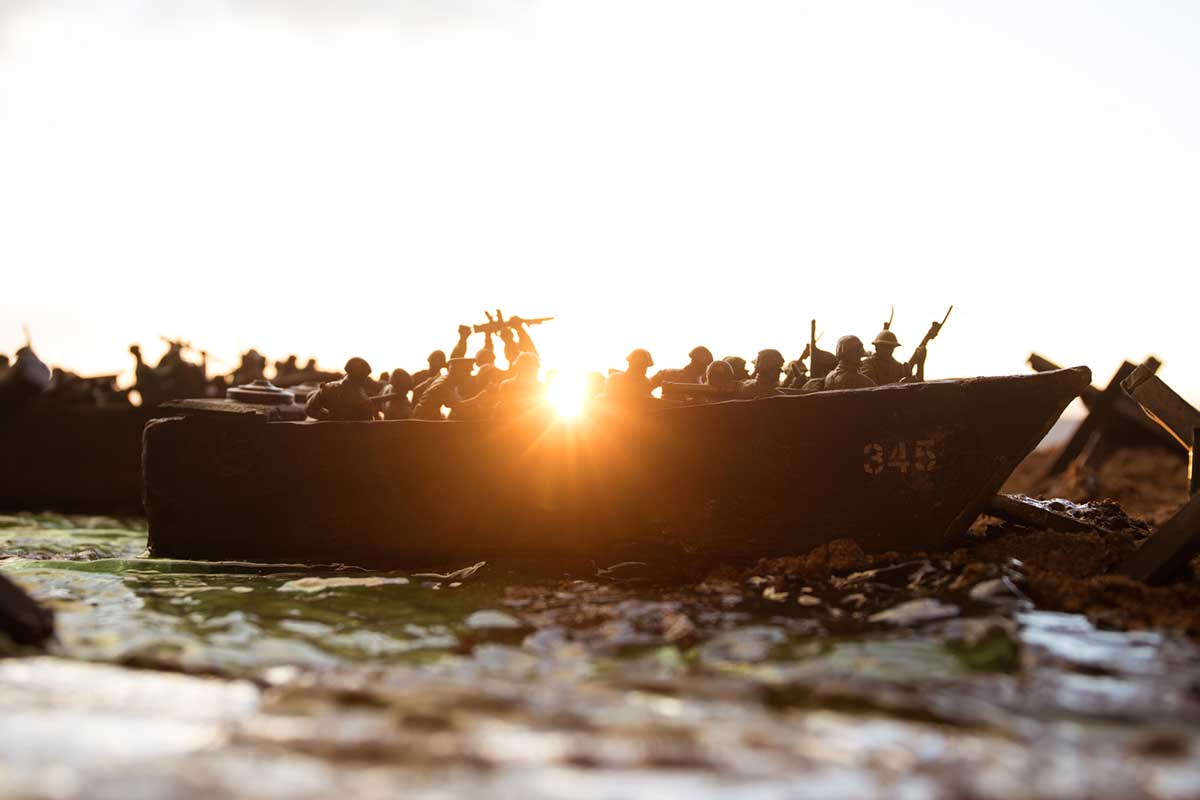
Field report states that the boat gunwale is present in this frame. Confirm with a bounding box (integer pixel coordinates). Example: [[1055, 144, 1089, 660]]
[[238, 366, 1093, 426]]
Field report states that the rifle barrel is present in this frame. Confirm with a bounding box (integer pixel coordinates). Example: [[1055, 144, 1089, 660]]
[[472, 316, 553, 335]]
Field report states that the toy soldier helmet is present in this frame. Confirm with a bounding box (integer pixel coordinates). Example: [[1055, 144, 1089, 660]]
[[835, 335, 866, 360], [705, 359, 734, 386], [389, 369, 413, 392], [872, 329, 901, 348], [627, 348, 654, 369], [428, 350, 448, 369], [753, 349, 785, 369], [344, 357, 372, 379], [688, 346, 714, 365], [475, 348, 496, 366]]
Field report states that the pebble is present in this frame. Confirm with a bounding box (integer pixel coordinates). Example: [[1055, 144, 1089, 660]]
[[868, 599, 959, 626], [465, 610, 525, 630]]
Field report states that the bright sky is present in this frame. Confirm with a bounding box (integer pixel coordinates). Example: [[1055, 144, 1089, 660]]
[[1, 1, 1197, 401]]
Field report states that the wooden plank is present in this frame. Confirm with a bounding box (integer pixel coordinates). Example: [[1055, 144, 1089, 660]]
[[1121, 365, 1200, 451], [1032, 355, 1178, 477], [1120, 492, 1200, 585], [1192, 430, 1199, 496]]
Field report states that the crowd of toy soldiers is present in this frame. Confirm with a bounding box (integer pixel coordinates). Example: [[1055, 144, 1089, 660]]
[[303, 309, 945, 422], [0, 336, 331, 410], [1, 308, 946, 421]]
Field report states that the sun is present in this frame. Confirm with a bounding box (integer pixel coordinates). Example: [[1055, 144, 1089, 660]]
[[545, 371, 590, 419]]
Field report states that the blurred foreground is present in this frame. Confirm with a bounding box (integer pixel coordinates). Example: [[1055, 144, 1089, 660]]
[[1, 447, 1199, 799]]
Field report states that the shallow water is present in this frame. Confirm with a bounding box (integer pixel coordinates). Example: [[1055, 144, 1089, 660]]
[[3, 512, 1200, 799]]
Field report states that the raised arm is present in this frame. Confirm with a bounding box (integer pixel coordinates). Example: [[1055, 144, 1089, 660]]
[[450, 325, 472, 359], [511, 318, 538, 355]]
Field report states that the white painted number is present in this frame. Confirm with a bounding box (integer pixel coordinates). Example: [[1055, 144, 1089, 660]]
[[863, 443, 884, 475], [864, 439, 939, 475]]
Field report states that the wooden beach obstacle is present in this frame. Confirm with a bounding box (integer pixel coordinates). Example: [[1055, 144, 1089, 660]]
[[1029, 353, 1182, 481], [1118, 365, 1200, 585]]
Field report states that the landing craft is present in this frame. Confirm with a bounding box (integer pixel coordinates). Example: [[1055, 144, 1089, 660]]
[[143, 367, 1089, 568]]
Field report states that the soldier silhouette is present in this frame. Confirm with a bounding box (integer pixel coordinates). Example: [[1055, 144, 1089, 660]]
[[606, 349, 655, 403], [651, 346, 713, 389], [305, 357, 378, 421], [824, 336, 877, 390]]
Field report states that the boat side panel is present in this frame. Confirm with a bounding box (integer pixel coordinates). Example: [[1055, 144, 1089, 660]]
[[0, 406, 154, 513]]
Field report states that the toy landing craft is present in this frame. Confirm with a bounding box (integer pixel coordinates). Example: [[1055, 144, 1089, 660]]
[[0, 342, 154, 513], [142, 367, 1090, 568]]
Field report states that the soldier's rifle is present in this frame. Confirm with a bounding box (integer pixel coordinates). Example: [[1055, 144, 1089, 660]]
[[160, 335, 194, 350], [904, 305, 952, 382], [472, 315, 554, 335], [808, 319, 817, 377]]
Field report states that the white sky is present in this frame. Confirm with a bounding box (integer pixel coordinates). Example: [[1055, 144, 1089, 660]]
[[1, 0, 1197, 400]]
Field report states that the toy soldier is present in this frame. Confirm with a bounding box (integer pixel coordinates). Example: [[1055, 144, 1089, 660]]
[[606, 348, 655, 403], [232, 349, 267, 387], [412, 357, 477, 420], [743, 349, 785, 397], [473, 362, 506, 396], [466, 346, 506, 395], [650, 346, 713, 389], [509, 316, 540, 356], [411, 350, 448, 389], [824, 336, 877, 390], [275, 355, 299, 379], [450, 325, 473, 359], [861, 324, 909, 386], [722, 356, 750, 382], [381, 369, 414, 420], [475, 342, 497, 370], [705, 359, 735, 388], [129, 344, 161, 404], [484, 310, 521, 364], [495, 352, 546, 414], [306, 357, 378, 421], [801, 342, 837, 381], [783, 358, 808, 388]]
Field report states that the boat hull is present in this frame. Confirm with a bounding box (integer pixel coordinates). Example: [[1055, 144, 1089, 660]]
[[0, 406, 157, 514], [144, 368, 1090, 568]]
